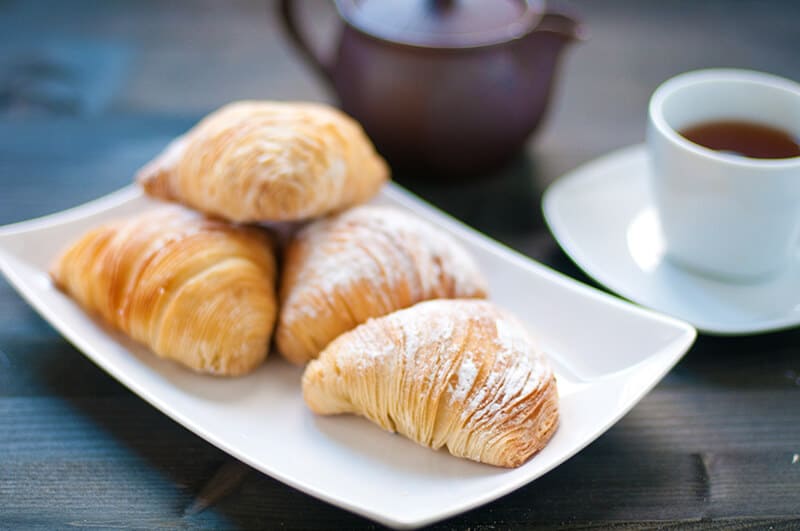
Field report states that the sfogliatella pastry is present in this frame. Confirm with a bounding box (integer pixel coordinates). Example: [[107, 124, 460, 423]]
[[136, 101, 389, 222], [302, 299, 559, 468], [50, 205, 278, 376], [276, 206, 489, 365]]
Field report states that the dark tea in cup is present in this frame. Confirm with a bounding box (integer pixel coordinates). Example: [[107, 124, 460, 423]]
[[679, 120, 800, 159]]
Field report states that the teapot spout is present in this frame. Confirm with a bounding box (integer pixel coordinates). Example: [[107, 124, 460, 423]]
[[533, 9, 589, 44]]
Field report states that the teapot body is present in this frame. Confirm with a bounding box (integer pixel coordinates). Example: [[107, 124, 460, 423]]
[[278, 1, 583, 176], [332, 26, 567, 175]]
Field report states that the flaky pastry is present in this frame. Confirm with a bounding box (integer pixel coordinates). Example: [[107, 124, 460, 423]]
[[302, 299, 559, 467], [50, 205, 277, 376], [276, 206, 488, 365], [136, 101, 389, 222]]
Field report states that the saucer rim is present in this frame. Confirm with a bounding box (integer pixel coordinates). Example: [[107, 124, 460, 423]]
[[542, 143, 800, 336]]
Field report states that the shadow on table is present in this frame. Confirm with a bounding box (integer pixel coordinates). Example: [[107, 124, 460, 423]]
[[393, 151, 546, 240], [669, 327, 800, 389], [34, 358, 379, 528], [395, 150, 592, 280]]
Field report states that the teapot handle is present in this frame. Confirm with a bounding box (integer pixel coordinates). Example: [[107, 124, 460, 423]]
[[278, 0, 335, 86], [536, 7, 589, 42]]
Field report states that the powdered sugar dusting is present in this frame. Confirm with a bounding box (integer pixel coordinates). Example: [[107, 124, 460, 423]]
[[495, 316, 551, 394], [445, 308, 553, 429], [452, 355, 478, 402], [402, 323, 421, 361], [289, 205, 487, 304], [395, 305, 455, 362], [494, 318, 515, 356], [494, 316, 549, 386], [280, 206, 488, 360], [364, 206, 488, 297], [367, 329, 396, 359], [308, 299, 558, 466], [387, 300, 551, 415]]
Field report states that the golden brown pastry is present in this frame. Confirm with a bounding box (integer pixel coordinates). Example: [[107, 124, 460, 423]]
[[136, 101, 389, 222], [276, 206, 489, 365], [303, 299, 559, 468], [50, 205, 278, 376]]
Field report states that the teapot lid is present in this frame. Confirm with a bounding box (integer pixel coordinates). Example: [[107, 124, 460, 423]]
[[335, 0, 545, 49]]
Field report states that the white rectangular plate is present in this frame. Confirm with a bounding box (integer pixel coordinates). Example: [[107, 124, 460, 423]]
[[0, 185, 696, 528]]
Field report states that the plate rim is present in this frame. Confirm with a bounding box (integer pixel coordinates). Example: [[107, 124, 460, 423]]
[[0, 183, 696, 528], [542, 143, 800, 336]]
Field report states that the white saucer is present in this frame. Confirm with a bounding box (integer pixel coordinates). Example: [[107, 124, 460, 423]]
[[543, 144, 800, 335]]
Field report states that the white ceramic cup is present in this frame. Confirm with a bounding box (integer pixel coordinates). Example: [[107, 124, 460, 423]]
[[647, 69, 800, 281]]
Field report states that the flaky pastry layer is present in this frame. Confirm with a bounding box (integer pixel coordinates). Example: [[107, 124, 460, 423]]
[[303, 299, 559, 467], [50, 205, 277, 376]]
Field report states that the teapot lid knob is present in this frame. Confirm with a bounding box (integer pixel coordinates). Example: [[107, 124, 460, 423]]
[[335, 0, 545, 48]]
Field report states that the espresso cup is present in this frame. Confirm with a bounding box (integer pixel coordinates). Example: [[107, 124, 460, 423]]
[[647, 69, 800, 281]]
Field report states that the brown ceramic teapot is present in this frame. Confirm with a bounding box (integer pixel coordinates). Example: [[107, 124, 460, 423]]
[[279, 0, 585, 176]]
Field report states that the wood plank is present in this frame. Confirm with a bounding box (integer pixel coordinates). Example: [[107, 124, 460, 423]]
[[600, 390, 800, 453], [668, 332, 800, 389], [0, 282, 61, 340], [705, 452, 800, 518], [2, 395, 799, 527], [542, 520, 800, 531], [0, 339, 128, 397], [5, 440, 798, 528]]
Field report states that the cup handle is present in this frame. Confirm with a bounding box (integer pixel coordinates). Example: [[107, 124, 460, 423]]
[[278, 0, 336, 87]]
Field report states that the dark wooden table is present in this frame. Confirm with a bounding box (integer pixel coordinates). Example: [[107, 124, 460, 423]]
[[2, 1, 799, 528]]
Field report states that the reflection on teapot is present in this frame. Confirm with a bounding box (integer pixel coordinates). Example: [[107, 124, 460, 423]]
[[280, 0, 586, 176]]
